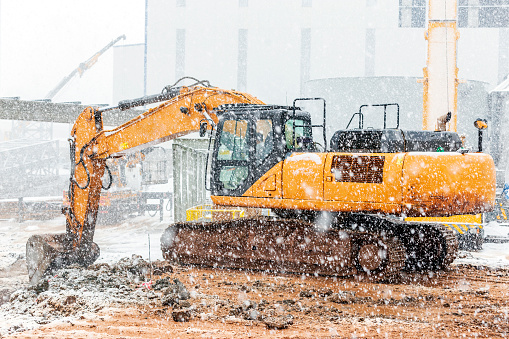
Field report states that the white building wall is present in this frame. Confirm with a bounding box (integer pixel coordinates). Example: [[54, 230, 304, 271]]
[[311, 28, 366, 79], [138, 0, 504, 104], [458, 28, 500, 85], [186, 27, 238, 90], [247, 26, 301, 104], [146, 0, 176, 94], [375, 29, 426, 77], [365, 0, 399, 29], [113, 44, 144, 104]]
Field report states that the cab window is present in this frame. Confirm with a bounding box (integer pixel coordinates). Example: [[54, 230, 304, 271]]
[[285, 119, 312, 151], [217, 119, 249, 161], [216, 119, 249, 190], [255, 119, 273, 162]]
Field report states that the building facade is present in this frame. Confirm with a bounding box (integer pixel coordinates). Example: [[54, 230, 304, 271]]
[[112, 0, 509, 171], [132, 0, 509, 100]]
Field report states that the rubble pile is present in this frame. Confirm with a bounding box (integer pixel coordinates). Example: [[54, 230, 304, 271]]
[[0, 255, 300, 336], [0, 259, 508, 337], [0, 255, 165, 335]]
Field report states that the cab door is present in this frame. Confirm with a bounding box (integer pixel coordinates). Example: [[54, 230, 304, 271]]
[[282, 153, 327, 201], [212, 118, 251, 195]]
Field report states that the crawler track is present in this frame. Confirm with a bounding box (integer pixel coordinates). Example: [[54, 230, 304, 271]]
[[398, 222, 458, 271], [352, 232, 406, 281], [436, 223, 459, 267], [161, 217, 406, 281], [330, 213, 459, 273]]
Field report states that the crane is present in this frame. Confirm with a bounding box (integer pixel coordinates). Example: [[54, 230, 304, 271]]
[[44, 35, 126, 100]]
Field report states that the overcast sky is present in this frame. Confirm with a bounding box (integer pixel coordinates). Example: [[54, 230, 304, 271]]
[[0, 0, 145, 105]]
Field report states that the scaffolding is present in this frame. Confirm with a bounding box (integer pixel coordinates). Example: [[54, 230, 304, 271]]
[[0, 139, 65, 198]]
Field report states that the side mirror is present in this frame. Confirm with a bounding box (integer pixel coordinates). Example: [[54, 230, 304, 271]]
[[474, 118, 488, 152], [199, 121, 208, 137], [474, 118, 488, 130]]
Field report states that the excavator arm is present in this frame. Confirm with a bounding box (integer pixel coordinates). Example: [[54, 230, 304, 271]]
[[27, 84, 264, 284]]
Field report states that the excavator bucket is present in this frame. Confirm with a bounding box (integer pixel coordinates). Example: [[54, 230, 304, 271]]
[[26, 234, 68, 285], [26, 233, 100, 285]]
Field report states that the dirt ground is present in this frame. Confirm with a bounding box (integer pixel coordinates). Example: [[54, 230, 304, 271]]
[[4, 263, 509, 339]]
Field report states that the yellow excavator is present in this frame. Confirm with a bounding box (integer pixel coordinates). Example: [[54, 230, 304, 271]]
[[26, 77, 496, 285]]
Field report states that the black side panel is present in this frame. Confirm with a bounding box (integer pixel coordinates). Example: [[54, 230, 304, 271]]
[[402, 131, 462, 152], [329, 129, 404, 153], [329, 129, 462, 153]]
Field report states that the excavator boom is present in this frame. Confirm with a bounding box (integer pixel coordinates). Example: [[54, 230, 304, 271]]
[[26, 83, 264, 284]]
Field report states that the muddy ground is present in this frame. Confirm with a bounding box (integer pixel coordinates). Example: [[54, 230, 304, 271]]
[[1, 257, 509, 339], [1, 216, 508, 338]]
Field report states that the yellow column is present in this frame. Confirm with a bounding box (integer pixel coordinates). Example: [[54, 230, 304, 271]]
[[423, 0, 459, 132]]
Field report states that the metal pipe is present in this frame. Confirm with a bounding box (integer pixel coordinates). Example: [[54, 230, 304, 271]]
[[97, 86, 182, 113]]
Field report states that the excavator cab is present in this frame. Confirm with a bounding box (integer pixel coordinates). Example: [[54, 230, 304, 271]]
[[210, 104, 313, 197]]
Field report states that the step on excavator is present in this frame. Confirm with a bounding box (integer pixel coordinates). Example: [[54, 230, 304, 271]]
[[26, 78, 496, 285]]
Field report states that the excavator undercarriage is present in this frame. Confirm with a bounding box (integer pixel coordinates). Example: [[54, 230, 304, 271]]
[[161, 213, 457, 282], [161, 217, 406, 281]]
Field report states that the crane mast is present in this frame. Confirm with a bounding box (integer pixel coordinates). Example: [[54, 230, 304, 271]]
[[423, 0, 459, 132]]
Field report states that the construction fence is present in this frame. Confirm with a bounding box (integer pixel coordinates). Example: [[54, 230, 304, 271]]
[[172, 139, 210, 222]]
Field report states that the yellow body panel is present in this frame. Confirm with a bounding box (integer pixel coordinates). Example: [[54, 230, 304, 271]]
[[282, 153, 327, 201], [401, 152, 495, 216], [212, 195, 402, 214], [215, 150, 496, 218], [407, 214, 482, 224]]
